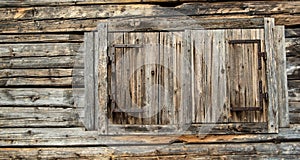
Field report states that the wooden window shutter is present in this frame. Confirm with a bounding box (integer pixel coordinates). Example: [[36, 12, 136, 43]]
[[83, 18, 288, 134]]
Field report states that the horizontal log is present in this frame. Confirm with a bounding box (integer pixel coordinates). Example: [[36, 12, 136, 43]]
[[290, 113, 300, 124], [0, 124, 299, 146], [0, 0, 294, 7], [0, 0, 181, 7], [0, 69, 83, 87], [285, 28, 300, 38], [0, 107, 82, 127], [1, 141, 300, 158], [0, 69, 74, 78], [0, 88, 74, 107], [0, 77, 74, 87], [289, 103, 300, 113], [0, 43, 81, 58], [0, 15, 298, 33], [286, 37, 300, 57], [0, 56, 83, 69], [0, 34, 83, 43], [0, 2, 299, 21], [107, 123, 268, 135], [287, 66, 300, 80], [288, 87, 300, 102]]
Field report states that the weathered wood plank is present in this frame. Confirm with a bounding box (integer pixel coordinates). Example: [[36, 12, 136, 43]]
[[0, 107, 81, 127], [0, 0, 156, 7], [0, 2, 298, 21], [286, 37, 300, 57], [274, 26, 289, 127], [0, 77, 73, 87], [0, 17, 267, 33], [264, 18, 279, 133], [0, 88, 74, 107], [1, 140, 300, 158], [0, 56, 80, 69], [0, 124, 300, 146], [289, 87, 300, 103], [97, 23, 108, 134], [0, 68, 75, 78], [0, 69, 83, 87], [0, 34, 83, 43], [287, 66, 300, 80], [83, 32, 95, 130], [0, 0, 294, 7], [0, 43, 81, 58], [285, 28, 300, 38], [290, 113, 300, 124]]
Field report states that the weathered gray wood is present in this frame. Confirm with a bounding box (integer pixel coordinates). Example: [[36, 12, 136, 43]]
[[97, 23, 108, 134], [0, 77, 73, 87], [83, 32, 95, 130], [285, 37, 300, 57], [285, 28, 300, 38], [274, 26, 290, 127], [289, 88, 300, 103], [0, 56, 81, 69], [264, 18, 279, 133], [0, 43, 81, 58], [1, 124, 300, 146], [1, 139, 300, 158], [0, 107, 81, 127], [0, 88, 74, 107], [0, 17, 267, 33], [0, 0, 169, 7], [0, 69, 82, 87], [0, 34, 83, 43], [1, 2, 298, 21], [0, 68, 74, 78]]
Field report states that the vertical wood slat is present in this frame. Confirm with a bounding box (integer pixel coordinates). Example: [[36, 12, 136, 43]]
[[181, 30, 192, 127], [97, 23, 108, 134], [274, 26, 290, 128], [264, 18, 279, 133], [84, 32, 95, 130]]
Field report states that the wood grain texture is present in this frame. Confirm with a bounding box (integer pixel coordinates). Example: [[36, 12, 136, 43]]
[[1, 137, 300, 157], [274, 26, 290, 127], [264, 18, 279, 133], [97, 23, 108, 134], [0, 56, 79, 69], [0, 107, 81, 128], [0, 17, 266, 33], [0, 88, 74, 107], [83, 32, 96, 130], [0, 2, 298, 21], [0, 124, 300, 146], [0, 34, 83, 43], [0, 43, 81, 58]]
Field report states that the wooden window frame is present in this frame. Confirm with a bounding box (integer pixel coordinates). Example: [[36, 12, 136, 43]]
[[83, 18, 289, 134]]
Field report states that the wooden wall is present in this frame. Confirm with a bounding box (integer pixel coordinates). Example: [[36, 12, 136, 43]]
[[0, 0, 299, 159]]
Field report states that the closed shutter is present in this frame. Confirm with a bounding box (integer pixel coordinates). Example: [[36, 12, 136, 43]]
[[83, 18, 288, 134]]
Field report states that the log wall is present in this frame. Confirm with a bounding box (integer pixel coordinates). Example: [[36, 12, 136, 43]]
[[0, 0, 299, 159]]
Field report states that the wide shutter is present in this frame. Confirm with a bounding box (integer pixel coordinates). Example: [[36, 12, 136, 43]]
[[83, 18, 288, 134]]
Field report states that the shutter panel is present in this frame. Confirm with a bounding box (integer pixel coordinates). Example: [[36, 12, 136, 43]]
[[107, 31, 186, 134], [189, 30, 227, 123], [189, 29, 267, 124]]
